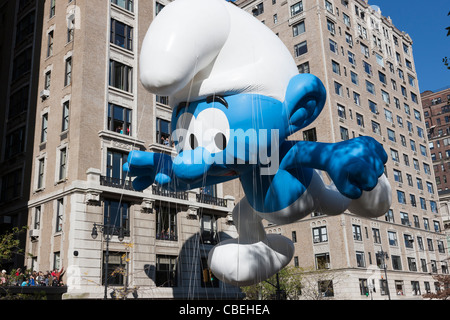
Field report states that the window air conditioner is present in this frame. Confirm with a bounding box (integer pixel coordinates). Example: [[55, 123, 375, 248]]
[[40, 90, 50, 100], [30, 229, 40, 238]]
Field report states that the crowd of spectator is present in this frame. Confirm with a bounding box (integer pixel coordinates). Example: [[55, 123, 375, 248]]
[[0, 267, 65, 287]]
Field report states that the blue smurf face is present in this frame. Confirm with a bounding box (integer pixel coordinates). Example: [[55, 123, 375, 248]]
[[170, 94, 287, 180]]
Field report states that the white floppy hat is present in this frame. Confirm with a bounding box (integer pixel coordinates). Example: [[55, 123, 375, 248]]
[[140, 0, 298, 106]]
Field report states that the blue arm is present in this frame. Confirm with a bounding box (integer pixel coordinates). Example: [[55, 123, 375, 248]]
[[279, 136, 388, 199]]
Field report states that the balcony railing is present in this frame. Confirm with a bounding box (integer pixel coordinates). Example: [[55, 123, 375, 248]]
[[196, 193, 227, 207], [152, 185, 188, 200], [100, 176, 138, 191]]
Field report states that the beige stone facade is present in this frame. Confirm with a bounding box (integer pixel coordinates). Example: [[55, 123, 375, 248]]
[[24, 0, 241, 299], [3, 0, 447, 301], [236, 0, 449, 299]]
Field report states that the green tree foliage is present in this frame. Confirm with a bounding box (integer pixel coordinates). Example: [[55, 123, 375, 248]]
[[0, 227, 26, 262], [241, 266, 303, 300]]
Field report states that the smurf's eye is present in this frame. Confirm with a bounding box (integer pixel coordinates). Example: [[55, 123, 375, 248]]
[[189, 134, 198, 150], [214, 133, 227, 151], [196, 108, 230, 154]]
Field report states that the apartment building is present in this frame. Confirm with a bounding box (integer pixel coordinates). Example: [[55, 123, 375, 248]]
[[236, 0, 449, 299], [0, 0, 44, 270], [421, 87, 450, 268], [24, 0, 241, 299]]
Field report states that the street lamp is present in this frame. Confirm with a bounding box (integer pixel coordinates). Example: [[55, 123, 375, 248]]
[[91, 221, 125, 299]]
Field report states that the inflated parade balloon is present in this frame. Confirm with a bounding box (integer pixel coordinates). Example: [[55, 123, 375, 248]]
[[124, 0, 392, 286]]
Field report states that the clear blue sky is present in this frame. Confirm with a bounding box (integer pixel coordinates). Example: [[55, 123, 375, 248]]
[[369, 0, 449, 93]]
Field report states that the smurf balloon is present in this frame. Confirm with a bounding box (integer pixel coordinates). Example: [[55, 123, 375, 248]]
[[125, 0, 392, 286]]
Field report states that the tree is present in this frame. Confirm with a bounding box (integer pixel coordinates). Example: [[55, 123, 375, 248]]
[[422, 274, 450, 300], [241, 266, 303, 300], [241, 265, 347, 300], [0, 227, 26, 263]]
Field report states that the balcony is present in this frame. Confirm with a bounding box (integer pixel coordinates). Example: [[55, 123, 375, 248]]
[[100, 175, 138, 191], [152, 185, 188, 200], [196, 193, 228, 207]]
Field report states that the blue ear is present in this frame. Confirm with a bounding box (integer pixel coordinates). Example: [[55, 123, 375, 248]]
[[283, 73, 327, 134]]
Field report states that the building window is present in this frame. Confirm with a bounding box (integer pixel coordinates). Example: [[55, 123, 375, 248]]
[[350, 71, 358, 85], [156, 118, 171, 145], [104, 199, 130, 236], [200, 214, 218, 245], [56, 198, 64, 232], [334, 81, 343, 96], [356, 252, 365, 267], [397, 190, 406, 204], [1, 169, 22, 202], [156, 255, 178, 287], [252, 2, 264, 16], [111, 0, 134, 12], [348, 51, 356, 66], [64, 57, 72, 86], [327, 19, 335, 34], [62, 101, 70, 132], [324, 0, 333, 13], [404, 234, 414, 249], [356, 113, 364, 128], [332, 60, 340, 75], [109, 60, 133, 92], [411, 281, 421, 295], [303, 128, 317, 141], [32, 206, 41, 230], [352, 224, 362, 241], [329, 39, 338, 54], [53, 252, 60, 272], [366, 80, 375, 95], [12, 47, 32, 81], [372, 121, 381, 135], [47, 31, 54, 57], [312, 226, 328, 243], [353, 92, 360, 105], [318, 280, 334, 297], [315, 253, 330, 269], [102, 251, 126, 286], [385, 209, 394, 223], [44, 71, 51, 90], [340, 126, 349, 140], [8, 86, 29, 119], [67, 17, 75, 43], [294, 41, 308, 57], [108, 103, 132, 135], [59, 148, 67, 181], [298, 61, 310, 73], [106, 149, 129, 183], [388, 231, 398, 246], [155, 2, 165, 15], [363, 61, 372, 75], [290, 1, 303, 16], [391, 255, 402, 270], [400, 211, 409, 226], [156, 205, 178, 241], [292, 20, 306, 36], [37, 159, 45, 190], [110, 19, 133, 51], [372, 228, 381, 243], [50, 0, 56, 18], [5, 127, 25, 159]]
